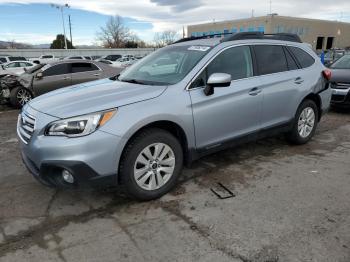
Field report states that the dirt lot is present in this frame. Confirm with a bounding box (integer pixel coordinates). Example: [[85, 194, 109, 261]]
[[0, 107, 349, 262]]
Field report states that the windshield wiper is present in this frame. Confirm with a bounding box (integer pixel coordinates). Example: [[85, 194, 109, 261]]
[[120, 78, 147, 85]]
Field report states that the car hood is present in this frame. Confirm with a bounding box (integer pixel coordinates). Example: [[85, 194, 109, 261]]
[[330, 69, 350, 83], [29, 78, 167, 118]]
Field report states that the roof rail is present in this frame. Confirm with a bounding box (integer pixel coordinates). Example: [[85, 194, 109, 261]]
[[172, 32, 233, 44], [221, 32, 302, 43], [172, 31, 302, 45]]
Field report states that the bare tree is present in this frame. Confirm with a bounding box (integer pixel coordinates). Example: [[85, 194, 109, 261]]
[[97, 16, 131, 48], [154, 30, 179, 47]]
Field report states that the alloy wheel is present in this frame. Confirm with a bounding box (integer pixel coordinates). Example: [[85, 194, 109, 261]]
[[17, 89, 32, 106], [298, 107, 315, 138], [133, 143, 175, 191]]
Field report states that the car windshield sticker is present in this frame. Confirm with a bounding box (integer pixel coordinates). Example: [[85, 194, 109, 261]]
[[188, 46, 211, 52]]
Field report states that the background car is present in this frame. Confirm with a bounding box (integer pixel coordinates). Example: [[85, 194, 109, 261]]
[[29, 54, 59, 64], [329, 54, 350, 108], [0, 56, 27, 63], [112, 57, 137, 68], [0, 61, 36, 76], [323, 49, 346, 67], [2, 60, 122, 107], [101, 54, 122, 61], [63, 56, 88, 60]]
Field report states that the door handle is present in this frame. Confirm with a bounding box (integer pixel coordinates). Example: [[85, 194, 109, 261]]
[[294, 77, 304, 84], [248, 87, 262, 96], [93, 73, 100, 77], [63, 77, 70, 80]]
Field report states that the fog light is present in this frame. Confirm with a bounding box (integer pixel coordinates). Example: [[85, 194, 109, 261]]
[[62, 170, 74, 184]]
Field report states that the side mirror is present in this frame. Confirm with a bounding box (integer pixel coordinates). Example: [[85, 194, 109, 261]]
[[204, 73, 231, 96], [36, 72, 43, 79]]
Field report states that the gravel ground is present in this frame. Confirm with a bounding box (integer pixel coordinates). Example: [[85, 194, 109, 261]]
[[0, 107, 349, 262]]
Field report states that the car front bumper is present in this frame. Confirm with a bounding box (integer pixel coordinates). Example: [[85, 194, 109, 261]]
[[18, 105, 126, 188], [331, 87, 350, 107]]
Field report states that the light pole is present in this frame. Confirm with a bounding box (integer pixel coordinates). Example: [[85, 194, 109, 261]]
[[51, 3, 70, 49]]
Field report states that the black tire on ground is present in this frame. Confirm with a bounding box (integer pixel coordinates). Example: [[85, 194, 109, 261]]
[[10, 86, 33, 109], [119, 128, 183, 201], [286, 99, 319, 145]]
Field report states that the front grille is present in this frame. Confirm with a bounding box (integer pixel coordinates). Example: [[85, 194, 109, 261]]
[[331, 82, 350, 89], [331, 94, 346, 103], [17, 111, 36, 144]]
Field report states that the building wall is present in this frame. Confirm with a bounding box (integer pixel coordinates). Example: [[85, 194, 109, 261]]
[[187, 15, 350, 50]]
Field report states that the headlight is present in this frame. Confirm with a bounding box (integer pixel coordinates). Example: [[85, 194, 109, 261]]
[[46, 109, 116, 137]]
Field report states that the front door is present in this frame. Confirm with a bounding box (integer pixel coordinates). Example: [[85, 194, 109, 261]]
[[189, 45, 263, 150]]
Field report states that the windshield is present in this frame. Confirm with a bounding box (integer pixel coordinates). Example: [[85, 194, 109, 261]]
[[118, 45, 212, 85], [331, 55, 350, 69]]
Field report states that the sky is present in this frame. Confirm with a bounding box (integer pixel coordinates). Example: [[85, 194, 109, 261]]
[[0, 0, 349, 45]]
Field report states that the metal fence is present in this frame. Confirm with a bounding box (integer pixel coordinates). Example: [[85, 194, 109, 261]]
[[0, 48, 156, 59]]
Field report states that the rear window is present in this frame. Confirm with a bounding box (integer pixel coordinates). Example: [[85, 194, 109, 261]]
[[254, 45, 288, 75], [0, 58, 6, 63], [288, 47, 315, 68], [71, 62, 99, 73]]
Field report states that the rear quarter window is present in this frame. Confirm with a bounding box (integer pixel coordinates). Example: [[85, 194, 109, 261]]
[[288, 46, 315, 68]]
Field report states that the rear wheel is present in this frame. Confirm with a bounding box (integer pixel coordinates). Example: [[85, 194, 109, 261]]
[[286, 99, 318, 144], [10, 86, 33, 108], [119, 128, 183, 200]]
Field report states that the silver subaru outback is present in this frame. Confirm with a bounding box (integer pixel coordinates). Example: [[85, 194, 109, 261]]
[[17, 32, 332, 200]]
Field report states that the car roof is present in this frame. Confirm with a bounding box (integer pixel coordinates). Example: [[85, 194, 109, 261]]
[[4, 60, 32, 64]]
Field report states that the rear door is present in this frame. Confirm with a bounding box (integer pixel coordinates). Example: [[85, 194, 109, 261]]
[[34, 63, 72, 95], [70, 62, 102, 85], [253, 45, 302, 129], [189, 45, 262, 150]]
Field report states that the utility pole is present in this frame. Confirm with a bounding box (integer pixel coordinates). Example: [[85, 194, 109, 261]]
[[51, 3, 70, 49], [269, 0, 272, 15], [69, 15, 73, 48]]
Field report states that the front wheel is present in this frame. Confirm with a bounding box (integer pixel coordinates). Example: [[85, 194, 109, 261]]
[[10, 86, 33, 108], [119, 128, 183, 200], [286, 99, 318, 145]]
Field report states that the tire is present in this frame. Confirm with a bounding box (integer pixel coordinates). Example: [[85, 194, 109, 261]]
[[10, 86, 33, 108], [286, 99, 319, 145], [119, 128, 183, 201]]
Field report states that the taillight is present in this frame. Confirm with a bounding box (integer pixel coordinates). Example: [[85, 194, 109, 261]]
[[323, 69, 332, 81]]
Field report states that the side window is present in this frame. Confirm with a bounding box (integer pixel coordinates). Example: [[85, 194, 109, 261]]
[[71, 63, 99, 73], [19, 62, 31, 67], [284, 48, 299, 70], [42, 64, 70, 77], [254, 45, 288, 75], [0, 58, 7, 63], [207, 46, 253, 81], [190, 46, 253, 89], [6, 62, 19, 68], [288, 46, 315, 68]]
